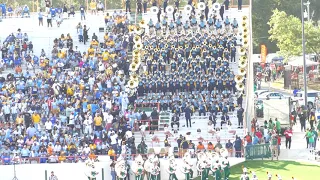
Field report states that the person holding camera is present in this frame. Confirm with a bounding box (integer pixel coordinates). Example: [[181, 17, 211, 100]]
[[49, 171, 58, 180]]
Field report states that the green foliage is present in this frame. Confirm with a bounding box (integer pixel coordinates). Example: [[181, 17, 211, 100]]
[[268, 9, 320, 59], [252, 0, 320, 54]]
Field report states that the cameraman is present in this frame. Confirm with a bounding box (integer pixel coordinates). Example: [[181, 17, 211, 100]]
[[49, 171, 58, 180]]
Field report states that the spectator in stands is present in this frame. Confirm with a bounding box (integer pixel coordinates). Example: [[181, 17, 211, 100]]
[[197, 141, 205, 151], [244, 132, 252, 146], [171, 113, 180, 131]]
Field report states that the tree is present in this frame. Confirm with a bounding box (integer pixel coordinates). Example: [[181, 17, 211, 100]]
[[268, 9, 320, 60], [252, 0, 320, 54]]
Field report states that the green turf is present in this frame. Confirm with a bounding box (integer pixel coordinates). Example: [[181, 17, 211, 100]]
[[194, 160, 320, 180]]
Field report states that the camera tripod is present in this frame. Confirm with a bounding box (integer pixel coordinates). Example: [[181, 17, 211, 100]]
[[12, 162, 18, 180]]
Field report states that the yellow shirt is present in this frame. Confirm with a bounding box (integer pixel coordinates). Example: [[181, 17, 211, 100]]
[[32, 114, 41, 124], [94, 117, 102, 126], [102, 52, 109, 61], [91, 41, 99, 46], [90, 2, 97, 9], [90, 144, 96, 150], [88, 48, 95, 55], [16, 117, 24, 124], [108, 149, 115, 156]]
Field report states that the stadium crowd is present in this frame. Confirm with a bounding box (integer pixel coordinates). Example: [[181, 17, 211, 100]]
[[0, 0, 247, 166]]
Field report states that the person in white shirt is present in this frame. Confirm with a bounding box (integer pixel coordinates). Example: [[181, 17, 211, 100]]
[[53, 142, 62, 153], [83, 144, 91, 154], [110, 131, 118, 149], [83, 117, 92, 135], [125, 130, 133, 139], [45, 120, 53, 133], [139, 123, 148, 138]]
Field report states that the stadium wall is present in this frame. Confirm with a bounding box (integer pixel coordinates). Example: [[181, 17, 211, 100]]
[[0, 158, 245, 180]]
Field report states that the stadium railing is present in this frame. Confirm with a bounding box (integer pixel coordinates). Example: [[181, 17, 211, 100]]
[[244, 144, 272, 160], [0, 150, 244, 165]]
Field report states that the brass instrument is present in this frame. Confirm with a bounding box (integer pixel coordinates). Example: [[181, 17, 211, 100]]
[[235, 75, 244, 83], [198, 2, 206, 11], [239, 47, 246, 55], [196, 45, 200, 49], [238, 68, 246, 76], [243, 28, 248, 34], [242, 22, 247, 28], [134, 42, 143, 50], [133, 49, 140, 56], [213, 46, 216, 49], [209, 44, 212, 48], [203, 41, 207, 46], [165, 44, 169, 48], [130, 73, 139, 82], [179, 46, 183, 50], [239, 60, 247, 68], [150, 6, 159, 14], [243, 39, 248, 47], [240, 56, 247, 62], [243, 33, 248, 40], [128, 79, 139, 89], [171, 45, 175, 49], [175, 48, 179, 52], [154, 48, 159, 53], [236, 82, 245, 91], [133, 35, 141, 43], [129, 62, 139, 72], [231, 43, 235, 48], [184, 5, 192, 13], [139, 20, 146, 28], [243, 16, 248, 21]]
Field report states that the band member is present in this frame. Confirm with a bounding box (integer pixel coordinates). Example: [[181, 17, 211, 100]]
[[143, 0, 148, 13], [137, 0, 142, 14]]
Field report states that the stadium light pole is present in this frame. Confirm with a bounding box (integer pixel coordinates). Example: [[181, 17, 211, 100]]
[[301, 0, 308, 109]]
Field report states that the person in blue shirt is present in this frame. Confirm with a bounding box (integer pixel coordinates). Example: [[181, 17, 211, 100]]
[[1, 3, 6, 17], [80, 5, 86, 20], [22, 5, 30, 17], [21, 145, 30, 158], [50, 6, 56, 17]]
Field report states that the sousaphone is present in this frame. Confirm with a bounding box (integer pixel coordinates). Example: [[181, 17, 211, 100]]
[[150, 6, 159, 14], [166, 6, 174, 14], [184, 5, 192, 13], [239, 60, 247, 68], [236, 82, 245, 91], [129, 62, 139, 72], [213, 3, 221, 11], [239, 47, 246, 55], [238, 68, 246, 76], [128, 79, 139, 89], [133, 35, 141, 44], [134, 42, 143, 50], [198, 2, 206, 11]]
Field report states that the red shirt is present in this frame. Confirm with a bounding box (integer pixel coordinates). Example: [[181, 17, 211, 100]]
[[255, 131, 263, 139], [277, 136, 281, 145], [284, 130, 293, 139]]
